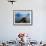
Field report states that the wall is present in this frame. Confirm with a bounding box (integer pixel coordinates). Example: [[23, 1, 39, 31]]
[[0, 0, 46, 42]]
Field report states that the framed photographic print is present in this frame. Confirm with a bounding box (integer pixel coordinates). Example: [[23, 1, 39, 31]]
[[13, 10, 33, 25]]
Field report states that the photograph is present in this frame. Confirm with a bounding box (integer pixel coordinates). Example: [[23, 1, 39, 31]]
[[13, 10, 32, 25]]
